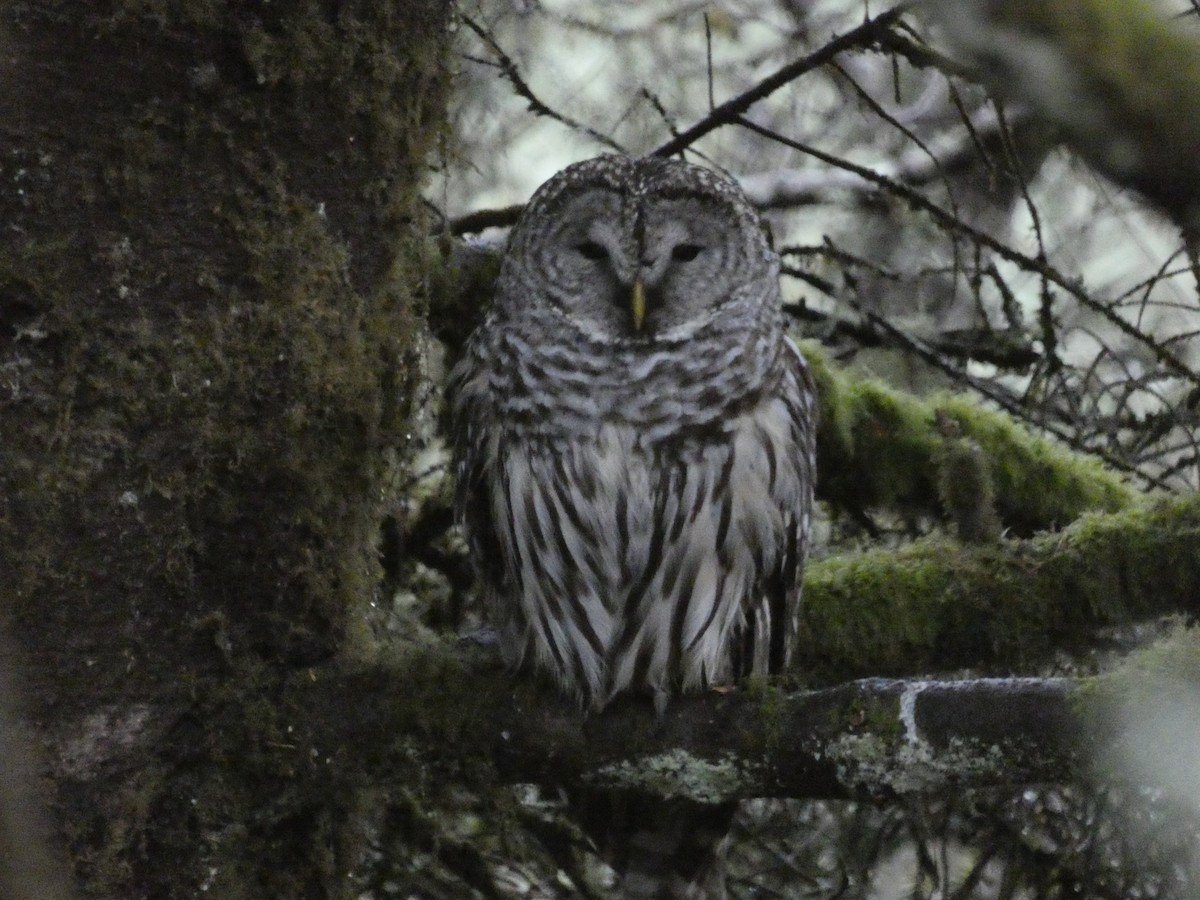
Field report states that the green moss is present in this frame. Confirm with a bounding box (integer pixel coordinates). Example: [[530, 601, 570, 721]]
[[798, 538, 964, 679], [798, 494, 1200, 683], [936, 434, 1002, 543], [937, 393, 1134, 531], [800, 342, 1138, 535], [740, 676, 790, 755]]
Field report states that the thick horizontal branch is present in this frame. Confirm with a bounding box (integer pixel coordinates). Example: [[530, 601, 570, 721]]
[[493, 675, 1082, 803], [47, 627, 1200, 814], [49, 658, 1083, 806]]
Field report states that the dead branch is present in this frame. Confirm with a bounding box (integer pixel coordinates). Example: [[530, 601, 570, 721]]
[[734, 116, 1200, 397], [652, 5, 910, 159], [448, 6, 911, 235], [739, 104, 1033, 209], [459, 13, 625, 155]]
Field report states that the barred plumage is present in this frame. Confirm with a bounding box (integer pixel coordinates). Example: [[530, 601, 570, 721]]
[[448, 154, 817, 896]]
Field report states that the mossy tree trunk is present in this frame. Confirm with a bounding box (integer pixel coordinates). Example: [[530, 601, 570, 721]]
[[0, 3, 448, 896]]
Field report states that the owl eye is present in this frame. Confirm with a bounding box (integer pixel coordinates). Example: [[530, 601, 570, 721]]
[[575, 241, 608, 261], [671, 243, 704, 262]]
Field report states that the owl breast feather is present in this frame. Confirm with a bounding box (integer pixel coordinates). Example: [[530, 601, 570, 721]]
[[458, 339, 814, 710]]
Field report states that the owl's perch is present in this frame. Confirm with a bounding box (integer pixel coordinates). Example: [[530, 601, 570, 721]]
[[490, 628, 1200, 806], [490, 674, 1082, 803], [42, 628, 1196, 813]]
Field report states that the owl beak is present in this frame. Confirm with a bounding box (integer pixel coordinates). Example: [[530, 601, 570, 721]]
[[631, 278, 647, 332]]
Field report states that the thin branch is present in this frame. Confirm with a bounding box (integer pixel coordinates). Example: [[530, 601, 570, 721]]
[[651, 5, 910, 158], [781, 242, 1166, 488], [459, 14, 625, 154], [876, 19, 977, 81], [733, 115, 1200, 398], [450, 203, 524, 236], [853, 308, 1170, 489]]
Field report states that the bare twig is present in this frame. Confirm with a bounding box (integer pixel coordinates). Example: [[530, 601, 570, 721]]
[[733, 115, 1200, 397], [652, 5, 909, 158], [459, 14, 625, 154]]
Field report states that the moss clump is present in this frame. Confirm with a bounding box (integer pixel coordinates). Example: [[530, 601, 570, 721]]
[[802, 342, 1138, 535], [936, 431, 1003, 544], [936, 392, 1134, 533]]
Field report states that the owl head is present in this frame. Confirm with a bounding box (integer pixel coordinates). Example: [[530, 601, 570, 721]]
[[497, 155, 779, 342]]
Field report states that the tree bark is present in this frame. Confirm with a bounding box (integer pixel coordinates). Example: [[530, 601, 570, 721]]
[[0, 4, 449, 896]]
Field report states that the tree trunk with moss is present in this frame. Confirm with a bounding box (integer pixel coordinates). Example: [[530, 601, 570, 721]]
[[0, 4, 448, 896]]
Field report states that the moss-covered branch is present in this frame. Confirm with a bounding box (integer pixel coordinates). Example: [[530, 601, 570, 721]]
[[925, 0, 1200, 228], [797, 493, 1200, 682], [804, 344, 1138, 535], [61, 632, 1199, 810]]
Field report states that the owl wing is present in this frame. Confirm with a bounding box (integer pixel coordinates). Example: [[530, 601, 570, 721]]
[[445, 349, 508, 601], [744, 337, 818, 679]]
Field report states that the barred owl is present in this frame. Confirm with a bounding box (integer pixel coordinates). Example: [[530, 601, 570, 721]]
[[448, 155, 817, 897]]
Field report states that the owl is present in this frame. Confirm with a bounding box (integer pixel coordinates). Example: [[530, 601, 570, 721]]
[[448, 154, 817, 896]]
